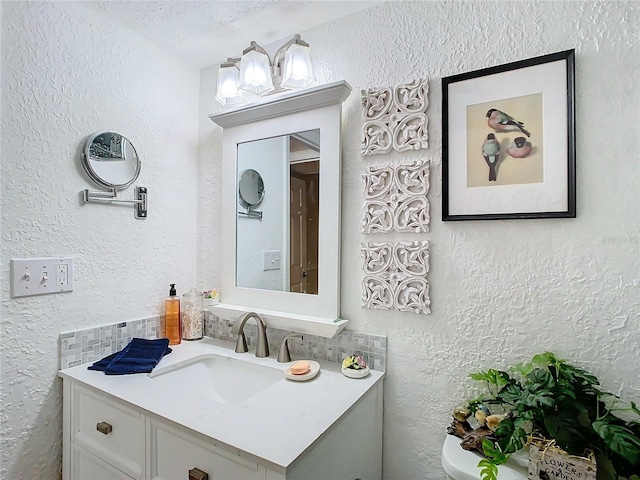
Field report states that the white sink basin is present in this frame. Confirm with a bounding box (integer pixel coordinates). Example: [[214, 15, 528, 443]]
[[149, 354, 283, 404]]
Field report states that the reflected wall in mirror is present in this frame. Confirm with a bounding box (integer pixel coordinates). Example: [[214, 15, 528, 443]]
[[236, 129, 320, 295]]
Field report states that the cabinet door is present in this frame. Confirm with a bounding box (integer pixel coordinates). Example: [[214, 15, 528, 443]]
[[149, 420, 265, 480], [71, 384, 145, 479], [71, 443, 135, 480]]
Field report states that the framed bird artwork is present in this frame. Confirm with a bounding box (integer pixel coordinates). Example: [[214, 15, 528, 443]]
[[441, 49, 576, 221]]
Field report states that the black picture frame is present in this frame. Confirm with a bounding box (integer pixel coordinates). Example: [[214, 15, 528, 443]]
[[442, 50, 576, 221]]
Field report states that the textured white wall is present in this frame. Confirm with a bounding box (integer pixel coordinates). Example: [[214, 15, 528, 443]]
[[0, 2, 200, 478], [199, 1, 639, 479]]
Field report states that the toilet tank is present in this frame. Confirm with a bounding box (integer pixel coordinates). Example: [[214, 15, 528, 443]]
[[441, 434, 528, 480]]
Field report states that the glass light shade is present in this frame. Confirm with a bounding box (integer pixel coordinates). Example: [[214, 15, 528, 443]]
[[238, 49, 274, 95], [281, 43, 315, 89], [215, 64, 246, 106]]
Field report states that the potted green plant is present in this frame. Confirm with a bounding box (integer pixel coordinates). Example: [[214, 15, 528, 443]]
[[450, 352, 640, 480]]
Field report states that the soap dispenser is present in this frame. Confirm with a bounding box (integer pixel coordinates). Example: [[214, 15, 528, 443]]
[[165, 284, 181, 345]]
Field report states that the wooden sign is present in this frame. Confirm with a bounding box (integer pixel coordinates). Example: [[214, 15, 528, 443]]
[[528, 441, 596, 480]]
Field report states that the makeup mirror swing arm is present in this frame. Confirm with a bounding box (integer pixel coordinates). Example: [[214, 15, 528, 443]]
[[82, 187, 148, 218], [238, 207, 262, 220]]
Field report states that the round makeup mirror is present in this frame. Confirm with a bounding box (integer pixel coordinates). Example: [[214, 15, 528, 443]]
[[238, 169, 265, 208], [82, 131, 141, 190]]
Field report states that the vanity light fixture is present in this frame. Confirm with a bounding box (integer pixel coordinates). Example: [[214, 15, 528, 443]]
[[215, 34, 315, 106]]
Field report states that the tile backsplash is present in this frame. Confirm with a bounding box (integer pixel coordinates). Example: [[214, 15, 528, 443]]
[[59, 312, 386, 372], [204, 312, 387, 371], [60, 316, 161, 369]]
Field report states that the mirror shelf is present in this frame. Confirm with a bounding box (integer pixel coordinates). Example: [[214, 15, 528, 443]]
[[208, 303, 349, 338], [210, 81, 352, 338]]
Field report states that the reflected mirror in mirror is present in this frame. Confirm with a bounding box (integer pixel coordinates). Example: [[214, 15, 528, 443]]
[[238, 169, 265, 208], [82, 131, 141, 189], [236, 129, 320, 295]]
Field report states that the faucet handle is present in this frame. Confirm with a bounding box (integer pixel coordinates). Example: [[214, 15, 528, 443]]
[[235, 331, 248, 353], [277, 333, 303, 363]]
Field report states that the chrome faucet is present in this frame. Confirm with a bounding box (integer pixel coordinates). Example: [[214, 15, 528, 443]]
[[277, 332, 303, 363], [231, 312, 269, 358]]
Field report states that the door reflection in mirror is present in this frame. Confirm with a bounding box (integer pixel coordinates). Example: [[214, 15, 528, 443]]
[[236, 129, 320, 295]]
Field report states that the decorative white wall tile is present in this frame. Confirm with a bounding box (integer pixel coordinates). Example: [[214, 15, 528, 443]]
[[362, 241, 430, 314], [362, 160, 430, 233], [361, 78, 429, 156]]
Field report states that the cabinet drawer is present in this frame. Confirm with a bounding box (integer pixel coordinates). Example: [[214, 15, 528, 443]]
[[71, 443, 136, 480], [71, 384, 145, 479], [149, 420, 265, 480]]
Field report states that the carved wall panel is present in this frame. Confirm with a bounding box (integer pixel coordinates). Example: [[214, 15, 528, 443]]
[[361, 78, 429, 156], [362, 160, 430, 233], [361, 241, 430, 315]]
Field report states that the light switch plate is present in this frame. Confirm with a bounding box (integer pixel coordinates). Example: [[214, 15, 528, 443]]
[[11, 257, 74, 297], [263, 250, 281, 271]]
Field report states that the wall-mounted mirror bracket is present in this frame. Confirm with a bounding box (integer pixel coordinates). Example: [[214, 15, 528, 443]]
[[82, 186, 148, 219], [238, 207, 262, 220]]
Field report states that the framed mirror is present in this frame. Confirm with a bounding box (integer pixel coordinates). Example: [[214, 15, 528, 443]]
[[82, 131, 141, 189], [211, 81, 351, 332]]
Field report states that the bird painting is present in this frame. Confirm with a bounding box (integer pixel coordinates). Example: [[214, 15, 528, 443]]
[[507, 136, 533, 158], [486, 108, 531, 137], [482, 133, 501, 181]]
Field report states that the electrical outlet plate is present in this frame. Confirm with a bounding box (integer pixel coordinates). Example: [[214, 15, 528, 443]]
[[11, 257, 74, 297]]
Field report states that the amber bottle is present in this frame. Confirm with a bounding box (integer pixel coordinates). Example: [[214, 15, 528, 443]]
[[164, 284, 181, 345]]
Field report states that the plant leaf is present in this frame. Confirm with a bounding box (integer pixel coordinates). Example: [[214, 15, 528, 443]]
[[478, 459, 498, 480], [510, 362, 534, 377], [470, 369, 511, 389], [531, 352, 557, 366], [593, 420, 640, 465], [496, 420, 527, 454], [482, 439, 508, 465]]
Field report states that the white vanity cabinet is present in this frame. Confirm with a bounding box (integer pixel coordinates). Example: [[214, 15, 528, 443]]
[[61, 352, 384, 480]]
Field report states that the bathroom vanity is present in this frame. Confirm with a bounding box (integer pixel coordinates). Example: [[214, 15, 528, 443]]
[[60, 338, 384, 480]]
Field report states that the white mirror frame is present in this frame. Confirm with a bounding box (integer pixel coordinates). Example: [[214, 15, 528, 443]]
[[210, 81, 352, 338]]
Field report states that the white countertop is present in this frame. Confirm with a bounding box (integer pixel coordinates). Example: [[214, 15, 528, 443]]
[[59, 337, 384, 471]]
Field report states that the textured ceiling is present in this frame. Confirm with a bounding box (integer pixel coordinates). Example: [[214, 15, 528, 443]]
[[79, 0, 381, 69]]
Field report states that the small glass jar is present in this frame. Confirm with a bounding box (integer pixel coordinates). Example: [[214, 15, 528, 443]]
[[181, 288, 203, 340]]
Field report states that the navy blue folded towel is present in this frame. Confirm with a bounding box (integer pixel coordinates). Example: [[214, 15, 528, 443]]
[[88, 338, 172, 375]]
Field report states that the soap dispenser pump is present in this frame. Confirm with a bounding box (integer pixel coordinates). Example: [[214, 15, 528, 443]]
[[165, 284, 181, 345]]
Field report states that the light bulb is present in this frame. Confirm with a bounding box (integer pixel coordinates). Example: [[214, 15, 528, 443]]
[[281, 43, 314, 89], [215, 64, 246, 106], [238, 49, 274, 95]]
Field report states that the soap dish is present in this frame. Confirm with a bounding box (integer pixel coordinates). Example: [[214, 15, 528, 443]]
[[342, 366, 370, 379], [284, 360, 320, 382]]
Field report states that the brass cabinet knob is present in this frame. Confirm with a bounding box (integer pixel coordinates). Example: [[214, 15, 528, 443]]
[[96, 421, 112, 435], [188, 467, 209, 480]]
